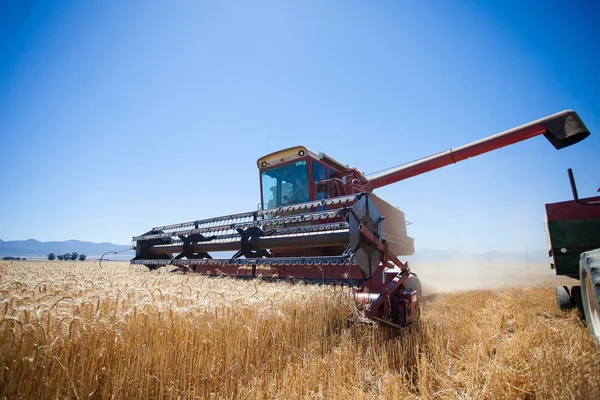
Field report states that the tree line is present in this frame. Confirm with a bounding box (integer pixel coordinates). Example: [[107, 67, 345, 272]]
[[48, 252, 87, 261]]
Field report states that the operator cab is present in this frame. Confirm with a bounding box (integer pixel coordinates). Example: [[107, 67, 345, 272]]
[[257, 146, 369, 210]]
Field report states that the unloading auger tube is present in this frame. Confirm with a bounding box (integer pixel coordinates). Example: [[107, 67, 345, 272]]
[[131, 110, 590, 328]]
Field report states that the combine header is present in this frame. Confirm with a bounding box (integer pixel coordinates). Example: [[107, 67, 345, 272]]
[[132, 110, 589, 328]]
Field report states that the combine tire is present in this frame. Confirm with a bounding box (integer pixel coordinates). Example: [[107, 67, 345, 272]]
[[406, 275, 422, 322], [555, 285, 573, 311], [406, 275, 422, 298], [580, 249, 600, 347]]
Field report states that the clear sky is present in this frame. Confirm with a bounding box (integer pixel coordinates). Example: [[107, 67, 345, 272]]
[[0, 0, 598, 252]]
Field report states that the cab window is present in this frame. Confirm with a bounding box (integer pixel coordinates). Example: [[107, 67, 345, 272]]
[[313, 161, 328, 200], [261, 160, 309, 208]]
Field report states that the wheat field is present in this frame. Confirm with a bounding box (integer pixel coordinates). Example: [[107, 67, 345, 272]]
[[1, 260, 598, 399]]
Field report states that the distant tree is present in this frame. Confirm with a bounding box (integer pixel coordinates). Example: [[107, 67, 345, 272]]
[[57, 255, 64, 260], [70, 252, 78, 261], [62, 253, 71, 261], [48, 253, 56, 261], [78, 254, 87, 261]]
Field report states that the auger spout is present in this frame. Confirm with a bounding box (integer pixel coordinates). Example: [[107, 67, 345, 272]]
[[368, 110, 589, 189]]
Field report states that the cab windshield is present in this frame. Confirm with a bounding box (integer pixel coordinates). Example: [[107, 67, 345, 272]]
[[261, 160, 309, 209]]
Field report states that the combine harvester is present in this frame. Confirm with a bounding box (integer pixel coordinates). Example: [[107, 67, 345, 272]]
[[132, 110, 589, 329]]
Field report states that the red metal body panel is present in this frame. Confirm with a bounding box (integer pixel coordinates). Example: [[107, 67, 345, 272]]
[[545, 196, 600, 221]]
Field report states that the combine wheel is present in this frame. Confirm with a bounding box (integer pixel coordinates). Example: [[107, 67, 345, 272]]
[[580, 249, 600, 347], [406, 275, 422, 298], [555, 285, 573, 311], [406, 275, 422, 321]]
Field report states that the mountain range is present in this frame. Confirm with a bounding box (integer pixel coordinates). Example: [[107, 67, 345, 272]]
[[0, 239, 548, 263], [0, 239, 133, 258]]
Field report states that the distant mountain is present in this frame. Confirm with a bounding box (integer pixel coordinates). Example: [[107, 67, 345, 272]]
[[0, 239, 133, 258], [0, 239, 548, 263]]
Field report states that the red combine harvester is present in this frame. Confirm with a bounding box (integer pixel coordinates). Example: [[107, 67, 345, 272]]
[[132, 110, 589, 328]]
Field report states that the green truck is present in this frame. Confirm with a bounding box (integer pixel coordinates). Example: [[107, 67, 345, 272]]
[[546, 169, 600, 346]]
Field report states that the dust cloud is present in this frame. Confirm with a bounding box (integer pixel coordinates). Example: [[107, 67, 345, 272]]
[[408, 260, 576, 295]]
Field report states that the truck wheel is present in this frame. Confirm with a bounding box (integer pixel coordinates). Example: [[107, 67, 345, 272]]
[[555, 285, 573, 311], [580, 250, 600, 347], [570, 285, 584, 316]]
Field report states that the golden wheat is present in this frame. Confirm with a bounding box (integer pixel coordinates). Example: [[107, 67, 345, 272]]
[[0, 260, 598, 399]]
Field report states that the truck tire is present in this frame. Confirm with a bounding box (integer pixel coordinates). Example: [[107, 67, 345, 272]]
[[580, 249, 600, 347], [570, 285, 584, 316], [555, 285, 573, 311]]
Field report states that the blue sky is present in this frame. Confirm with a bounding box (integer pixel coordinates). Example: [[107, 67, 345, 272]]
[[0, 0, 598, 253]]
